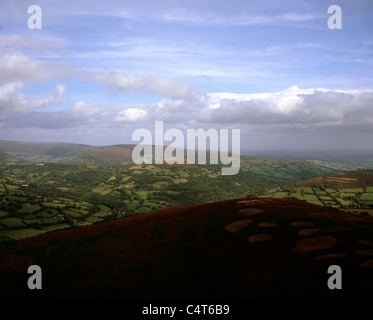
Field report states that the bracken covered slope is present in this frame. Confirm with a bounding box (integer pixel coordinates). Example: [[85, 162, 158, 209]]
[[1, 197, 373, 300]]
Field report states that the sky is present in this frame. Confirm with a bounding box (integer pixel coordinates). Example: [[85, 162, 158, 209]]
[[0, 0, 372, 152]]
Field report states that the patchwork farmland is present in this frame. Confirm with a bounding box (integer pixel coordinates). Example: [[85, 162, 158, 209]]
[[0, 158, 339, 242], [258, 172, 373, 216]]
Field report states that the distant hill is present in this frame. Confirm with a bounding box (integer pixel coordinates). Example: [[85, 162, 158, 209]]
[[1, 197, 373, 300], [0, 141, 140, 164], [1, 140, 373, 173], [73, 145, 133, 164], [0, 150, 15, 161], [0, 140, 190, 165], [0, 140, 92, 162], [246, 150, 373, 171]]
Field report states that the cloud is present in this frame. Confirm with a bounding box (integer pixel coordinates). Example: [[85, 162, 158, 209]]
[[153, 6, 322, 26], [81, 71, 198, 99], [115, 108, 148, 122], [0, 33, 68, 51], [0, 48, 73, 115], [2, 84, 373, 152], [0, 0, 322, 26], [200, 86, 373, 129], [69, 102, 149, 125], [0, 49, 73, 83], [3, 84, 373, 133], [0, 82, 66, 113], [71, 100, 106, 117], [276, 13, 320, 22], [1, 99, 152, 130]]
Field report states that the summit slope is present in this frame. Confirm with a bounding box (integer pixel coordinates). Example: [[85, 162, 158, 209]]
[[1, 197, 373, 300]]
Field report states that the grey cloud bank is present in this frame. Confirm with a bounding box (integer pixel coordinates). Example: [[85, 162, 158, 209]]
[[1, 80, 373, 151]]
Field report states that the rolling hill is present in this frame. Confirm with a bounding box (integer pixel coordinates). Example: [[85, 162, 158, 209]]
[[72, 145, 133, 164], [0, 150, 15, 161], [1, 197, 373, 300], [0, 140, 92, 162]]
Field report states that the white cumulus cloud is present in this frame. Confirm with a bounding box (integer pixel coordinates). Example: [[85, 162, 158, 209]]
[[115, 108, 148, 122], [0, 49, 73, 84], [0, 82, 66, 113]]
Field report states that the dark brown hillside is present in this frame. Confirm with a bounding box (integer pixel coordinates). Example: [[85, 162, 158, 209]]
[[1, 198, 373, 300]]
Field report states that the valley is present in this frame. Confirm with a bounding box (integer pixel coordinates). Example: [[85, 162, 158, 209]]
[[0, 155, 339, 242]]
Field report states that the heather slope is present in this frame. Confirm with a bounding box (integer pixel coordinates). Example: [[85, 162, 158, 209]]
[[1, 197, 373, 300]]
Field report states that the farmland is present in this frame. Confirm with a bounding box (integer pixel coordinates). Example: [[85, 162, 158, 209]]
[[258, 171, 373, 216], [0, 158, 339, 242]]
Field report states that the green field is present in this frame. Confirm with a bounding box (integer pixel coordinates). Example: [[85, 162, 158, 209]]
[[128, 201, 140, 210], [42, 224, 71, 232], [42, 201, 65, 208], [92, 211, 109, 218], [273, 192, 289, 198], [135, 206, 153, 213], [361, 193, 373, 201], [0, 217, 25, 228], [342, 188, 364, 193], [85, 216, 104, 223], [0, 211, 9, 218], [0, 228, 47, 240], [64, 209, 83, 218], [41, 217, 60, 224], [92, 185, 113, 195], [302, 195, 323, 206], [337, 198, 354, 207], [136, 191, 151, 199], [18, 203, 41, 213]]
